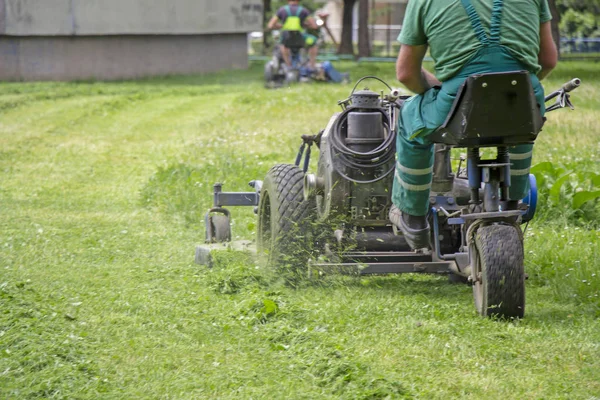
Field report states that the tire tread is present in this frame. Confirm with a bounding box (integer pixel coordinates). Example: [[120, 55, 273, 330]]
[[475, 224, 525, 318]]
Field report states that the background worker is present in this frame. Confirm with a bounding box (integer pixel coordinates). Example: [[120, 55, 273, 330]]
[[389, 0, 558, 249], [267, 0, 320, 71]]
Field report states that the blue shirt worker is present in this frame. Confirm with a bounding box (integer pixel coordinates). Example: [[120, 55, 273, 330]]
[[267, 0, 320, 71], [389, 0, 558, 249]]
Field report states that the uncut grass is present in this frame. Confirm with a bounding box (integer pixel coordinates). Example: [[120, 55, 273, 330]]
[[0, 62, 598, 399]]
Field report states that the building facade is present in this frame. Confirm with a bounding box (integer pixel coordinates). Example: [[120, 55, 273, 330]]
[[0, 0, 263, 81], [320, 0, 407, 45]]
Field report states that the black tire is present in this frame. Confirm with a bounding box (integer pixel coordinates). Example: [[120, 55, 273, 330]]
[[285, 70, 299, 84], [472, 224, 525, 318], [264, 60, 275, 83], [257, 164, 317, 278], [211, 215, 231, 243]]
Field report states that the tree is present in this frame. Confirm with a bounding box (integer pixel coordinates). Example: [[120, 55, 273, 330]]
[[358, 0, 371, 57], [263, 0, 272, 54], [560, 9, 599, 37], [556, 0, 600, 13], [556, 0, 600, 37], [549, 0, 600, 53], [338, 0, 356, 55], [548, 0, 561, 53]]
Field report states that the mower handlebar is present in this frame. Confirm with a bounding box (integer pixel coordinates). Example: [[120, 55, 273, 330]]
[[544, 78, 581, 104], [562, 78, 581, 93]]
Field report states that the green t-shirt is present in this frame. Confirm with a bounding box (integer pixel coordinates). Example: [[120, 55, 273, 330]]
[[398, 0, 552, 81]]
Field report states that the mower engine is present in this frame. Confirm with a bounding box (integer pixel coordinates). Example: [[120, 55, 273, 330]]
[[304, 87, 407, 251]]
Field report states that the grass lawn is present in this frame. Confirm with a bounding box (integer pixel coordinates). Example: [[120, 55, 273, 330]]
[[0, 61, 599, 399]]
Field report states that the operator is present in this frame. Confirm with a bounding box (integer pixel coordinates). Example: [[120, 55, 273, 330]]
[[267, 0, 320, 71], [389, 0, 558, 250]]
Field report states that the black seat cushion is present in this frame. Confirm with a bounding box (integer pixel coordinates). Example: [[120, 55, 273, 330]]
[[280, 31, 305, 50]]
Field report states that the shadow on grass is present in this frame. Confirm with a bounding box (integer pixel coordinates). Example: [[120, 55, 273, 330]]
[[0, 64, 267, 97], [301, 273, 471, 302]]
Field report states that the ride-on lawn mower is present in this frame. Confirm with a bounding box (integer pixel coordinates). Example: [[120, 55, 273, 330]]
[[198, 74, 580, 319], [264, 13, 349, 88], [263, 41, 310, 87], [263, 44, 350, 88]]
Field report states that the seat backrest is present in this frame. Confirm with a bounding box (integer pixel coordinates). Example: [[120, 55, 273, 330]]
[[430, 71, 544, 147], [281, 31, 305, 50]]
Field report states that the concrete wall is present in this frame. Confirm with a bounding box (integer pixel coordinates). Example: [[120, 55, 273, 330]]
[[0, 34, 248, 81], [0, 0, 263, 35], [0, 0, 262, 81]]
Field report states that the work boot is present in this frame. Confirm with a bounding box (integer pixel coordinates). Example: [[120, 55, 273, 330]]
[[389, 204, 431, 250]]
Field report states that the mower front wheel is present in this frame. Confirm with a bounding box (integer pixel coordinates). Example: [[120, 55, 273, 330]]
[[210, 215, 231, 242], [264, 60, 276, 83], [257, 164, 318, 279]]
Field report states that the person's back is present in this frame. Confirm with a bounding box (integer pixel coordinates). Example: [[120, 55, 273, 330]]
[[277, 4, 310, 33], [267, 1, 319, 69], [401, 0, 551, 82], [388, 0, 557, 250]]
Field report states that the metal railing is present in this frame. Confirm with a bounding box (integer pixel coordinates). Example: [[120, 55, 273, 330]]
[[561, 38, 600, 54]]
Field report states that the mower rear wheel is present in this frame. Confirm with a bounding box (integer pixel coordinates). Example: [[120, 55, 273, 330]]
[[257, 164, 317, 278], [472, 224, 525, 318]]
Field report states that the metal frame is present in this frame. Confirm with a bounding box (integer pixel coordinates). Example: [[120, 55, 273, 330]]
[[309, 251, 455, 276]]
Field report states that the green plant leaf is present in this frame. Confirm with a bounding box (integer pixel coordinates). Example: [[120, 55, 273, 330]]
[[590, 173, 600, 187], [533, 172, 546, 190], [574, 170, 598, 188], [530, 161, 555, 189], [549, 173, 573, 203], [262, 299, 278, 316], [573, 190, 600, 209], [530, 161, 555, 176]]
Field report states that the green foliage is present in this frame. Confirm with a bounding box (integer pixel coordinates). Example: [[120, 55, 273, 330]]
[[557, 0, 600, 38], [559, 8, 600, 38], [556, 0, 600, 14], [530, 161, 600, 225]]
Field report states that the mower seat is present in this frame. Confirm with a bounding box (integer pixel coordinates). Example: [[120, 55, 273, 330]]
[[429, 71, 544, 147], [281, 31, 306, 51]]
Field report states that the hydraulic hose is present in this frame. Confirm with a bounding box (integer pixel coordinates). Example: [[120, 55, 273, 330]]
[[329, 105, 397, 184]]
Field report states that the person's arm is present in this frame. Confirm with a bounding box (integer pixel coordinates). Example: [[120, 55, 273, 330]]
[[304, 16, 319, 30], [538, 21, 558, 80], [267, 15, 281, 30], [396, 44, 441, 94]]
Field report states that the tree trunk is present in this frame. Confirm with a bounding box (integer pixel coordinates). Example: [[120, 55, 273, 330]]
[[548, 0, 561, 55], [263, 0, 272, 54], [338, 0, 356, 55], [358, 0, 371, 57]]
